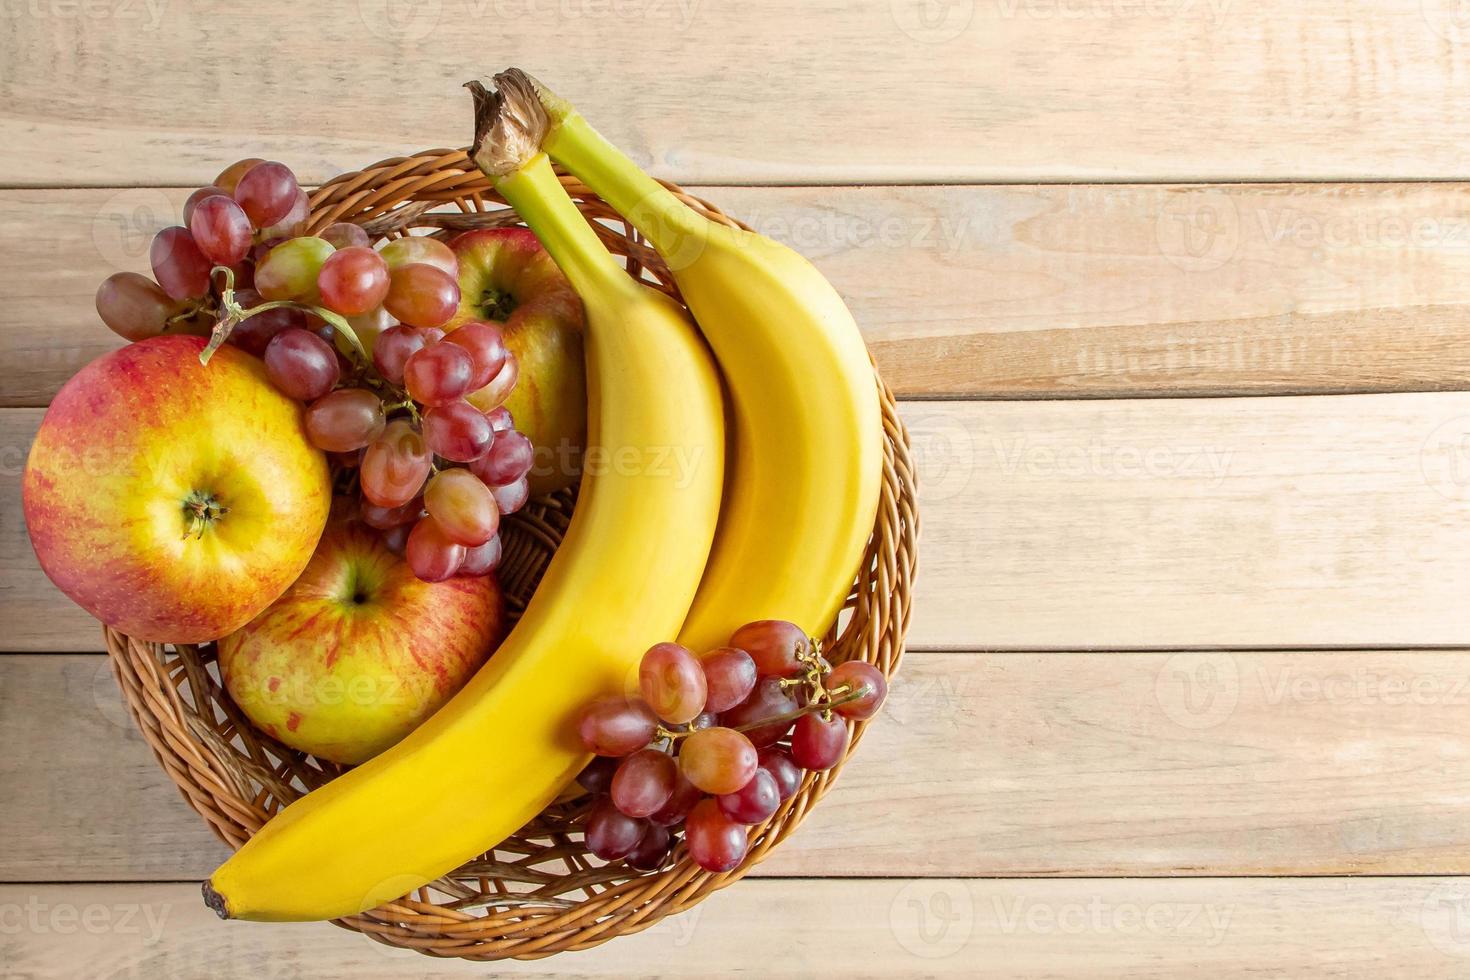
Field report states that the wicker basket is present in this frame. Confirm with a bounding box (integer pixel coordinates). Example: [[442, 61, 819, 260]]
[[102, 149, 920, 962]]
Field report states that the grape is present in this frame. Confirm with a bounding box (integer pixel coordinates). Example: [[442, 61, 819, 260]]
[[444, 321, 508, 390], [255, 237, 335, 302], [610, 748, 677, 818], [372, 324, 430, 384], [576, 755, 620, 795], [691, 711, 719, 730], [259, 189, 309, 241], [183, 185, 228, 225], [346, 305, 397, 357], [423, 400, 495, 462], [95, 272, 179, 341], [729, 620, 809, 678], [828, 661, 888, 721], [679, 727, 758, 796], [485, 405, 514, 432], [404, 341, 474, 406], [490, 477, 530, 515], [380, 236, 458, 276], [381, 522, 410, 555], [577, 698, 658, 757], [361, 497, 422, 530], [185, 194, 251, 267], [718, 767, 780, 824], [228, 290, 307, 356], [470, 429, 534, 485], [384, 263, 460, 328], [405, 516, 464, 582], [585, 797, 646, 861], [791, 713, 848, 771], [639, 642, 707, 725], [304, 388, 386, 453], [317, 246, 390, 316], [234, 161, 300, 228], [263, 328, 339, 400], [459, 535, 503, 576], [214, 158, 264, 195], [757, 747, 803, 802], [471, 352, 519, 410], [360, 419, 432, 508], [624, 822, 672, 871], [150, 226, 213, 300], [720, 676, 799, 748], [226, 257, 256, 292], [423, 468, 499, 547], [698, 647, 758, 714], [685, 799, 749, 873], [649, 769, 702, 826], [321, 222, 371, 250]]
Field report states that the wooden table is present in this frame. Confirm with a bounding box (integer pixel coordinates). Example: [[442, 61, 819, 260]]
[[7, 2, 1470, 975]]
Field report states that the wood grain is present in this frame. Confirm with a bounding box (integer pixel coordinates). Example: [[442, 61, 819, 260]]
[[4, 878, 1470, 977], [5, 3, 1470, 185], [13, 182, 1470, 405], [8, 393, 1470, 652], [9, 651, 1470, 882]]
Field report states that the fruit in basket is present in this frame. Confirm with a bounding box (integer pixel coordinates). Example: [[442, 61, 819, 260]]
[[218, 518, 502, 764], [22, 335, 331, 643], [201, 87, 725, 922], [448, 227, 586, 495], [520, 68, 883, 652]]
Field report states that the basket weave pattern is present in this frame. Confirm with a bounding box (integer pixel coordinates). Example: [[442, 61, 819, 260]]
[[102, 149, 920, 961]]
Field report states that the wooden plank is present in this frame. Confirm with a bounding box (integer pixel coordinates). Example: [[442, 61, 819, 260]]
[[4, 878, 1469, 977], [8, 393, 1470, 651], [13, 182, 1470, 405], [9, 650, 1470, 881], [6, 4, 1470, 185]]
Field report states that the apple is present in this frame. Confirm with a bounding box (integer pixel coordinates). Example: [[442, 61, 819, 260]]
[[218, 515, 503, 764], [23, 335, 331, 643], [448, 227, 586, 495]]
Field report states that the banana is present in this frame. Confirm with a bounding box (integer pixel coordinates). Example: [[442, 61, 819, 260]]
[[518, 70, 884, 653], [203, 82, 725, 922]]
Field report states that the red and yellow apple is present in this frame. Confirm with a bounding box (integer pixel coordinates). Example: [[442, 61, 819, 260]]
[[218, 516, 503, 764], [23, 335, 331, 643], [447, 227, 586, 495]]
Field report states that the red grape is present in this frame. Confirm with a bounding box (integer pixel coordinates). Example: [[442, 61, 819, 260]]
[[304, 388, 386, 452], [459, 535, 503, 577], [679, 727, 758, 796], [384, 263, 460, 328], [318, 246, 390, 316], [729, 620, 809, 678], [372, 324, 430, 384], [380, 236, 458, 276], [361, 420, 432, 507], [685, 799, 749, 873], [610, 748, 678, 818], [259, 189, 309, 240], [791, 713, 848, 771], [214, 158, 264, 195], [585, 797, 646, 861], [234, 161, 300, 228], [183, 185, 228, 225], [577, 698, 658, 757], [423, 401, 495, 462], [255, 237, 335, 302], [698, 647, 758, 714], [721, 676, 800, 748], [229, 288, 307, 356], [405, 516, 464, 582], [445, 321, 508, 390], [649, 769, 702, 826], [639, 642, 707, 725], [263, 328, 339, 401], [718, 767, 780, 824], [150, 226, 213, 300], [347, 305, 397, 355], [757, 747, 803, 802], [95, 272, 180, 341], [423, 468, 499, 547], [321, 222, 371, 250], [576, 756, 620, 795], [189, 195, 252, 265], [624, 823, 672, 871], [828, 661, 888, 721], [471, 352, 519, 410], [471, 429, 534, 485], [362, 497, 422, 529], [381, 522, 410, 555], [404, 341, 474, 405], [490, 477, 530, 515], [485, 405, 514, 432]]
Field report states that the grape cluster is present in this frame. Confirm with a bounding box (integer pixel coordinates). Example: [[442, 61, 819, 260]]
[[93, 159, 537, 582], [574, 620, 888, 873]]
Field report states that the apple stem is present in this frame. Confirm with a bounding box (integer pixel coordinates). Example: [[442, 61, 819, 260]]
[[182, 492, 228, 540]]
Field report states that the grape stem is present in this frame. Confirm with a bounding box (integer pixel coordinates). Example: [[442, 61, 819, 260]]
[[653, 683, 863, 742], [199, 265, 369, 367]]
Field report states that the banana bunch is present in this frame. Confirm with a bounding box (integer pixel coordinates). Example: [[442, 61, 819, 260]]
[[204, 71, 881, 922]]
